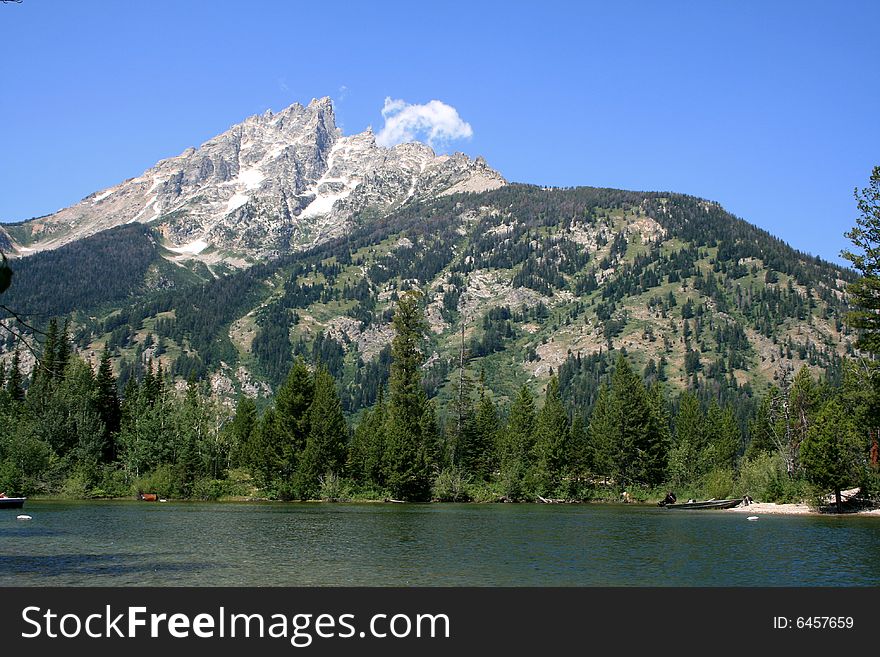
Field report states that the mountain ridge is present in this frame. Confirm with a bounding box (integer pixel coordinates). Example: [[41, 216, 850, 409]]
[[0, 98, 857, 424], [3, 97, 505, 263]]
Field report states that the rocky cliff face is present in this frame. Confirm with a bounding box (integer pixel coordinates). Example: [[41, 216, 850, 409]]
[[12, 97, 505, 262]]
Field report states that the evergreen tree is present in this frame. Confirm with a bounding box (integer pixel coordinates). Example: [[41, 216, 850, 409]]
[[841, 165, 880, 353], [588, 383, 615, 480], [607, 354, 664, 487], [39, 318, 59, 384], [55, 319, 71, 377], [174, 379, 211, 495], [745, 389, 781, 459], [95, 348, 121, 461], [801, 398, 865, 512], [348, 388, 386, 486], [670, 391, 706, 487], [532, 376, 571, 495], [384, 291, 432, 501], [273, 357, 315, 488], [568, 413, 589, 482], [446, 371, 477, 473], [228, 396, 257, 468], [644, 382, 672, 486], [294, 367, 348, 499], [705, 400, 739, 471], [788, 365, 819, 473], [473, 387, 500, 480], [242, 407, 286, 491], [499, 384, 536, 499], [420, 399, 442, 475], [6, 350, 24, 402]]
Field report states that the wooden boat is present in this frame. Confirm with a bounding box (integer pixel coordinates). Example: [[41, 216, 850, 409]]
[[0, 497, 26, 509], [664, 498, 743, 510]]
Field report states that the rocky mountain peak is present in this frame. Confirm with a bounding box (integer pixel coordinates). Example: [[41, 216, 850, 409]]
[[9, 98, 506, 264]]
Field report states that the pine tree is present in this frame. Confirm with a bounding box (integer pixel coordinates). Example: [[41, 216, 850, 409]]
[[644, 383, 672, 486], [39, 318, 59, 384], [6, 350, 24, 402], [95, 348, 121, 461], [242, 407, 286, 491], [294, 367, 348, 499], [447, 374, 478, 476], [788, 365, 818, 473], [670, 391, 706, 487], [841, 165, 880, 353], [274, 357, 315, 485], [384, 291, 432, 501], [473, 388, 500, 480], [228, 396, 257, 468], [55, 319, 71, 377], [745, 389, 781, 459], [705, 400, 739, 471], [568, 413, 589, 482], [142, 359, 158, 405], [349, 388, 387, 486], [607, 354, 663, 487], [499, 384, 536, 499], [588, 383, 615, 480], [801, 398, 865, 512], [532, 376, 571, 495]]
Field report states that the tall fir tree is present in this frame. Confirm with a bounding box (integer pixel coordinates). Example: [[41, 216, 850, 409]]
[[384, 291, 432, 501], [705, 400, 739, 472], [348, 388, 386, 487], [607, 354, 664, 487], [532, 376, 571, 495], [55, 319, 71, 378], [473, 386, 500, 480], [294, 367, 348, 499], [95, 348, 121, 461], [670, 391, 706, 487], [841, 165, 880, 353], [644, 382, 672, 486], [500, 384, 536, 500], [39, 318, 59, 384], [228, 396, 257, 468], [588, 383, 615, 480], [273, 356, 315, 489], [801, 398, 865, 512], [6, 350, 24, 402], [745, 388, 782, 459]]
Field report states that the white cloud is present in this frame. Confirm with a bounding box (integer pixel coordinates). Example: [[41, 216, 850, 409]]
[[376, 97, 473, 150]]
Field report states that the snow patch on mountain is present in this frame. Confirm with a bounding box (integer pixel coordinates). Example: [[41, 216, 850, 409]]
[[12, 97, 506, 264]]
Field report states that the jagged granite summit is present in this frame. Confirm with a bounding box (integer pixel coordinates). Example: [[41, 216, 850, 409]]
[[10, 97, 505, 262]]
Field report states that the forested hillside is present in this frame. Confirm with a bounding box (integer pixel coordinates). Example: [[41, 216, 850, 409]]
[[1, 183, 870, 504]]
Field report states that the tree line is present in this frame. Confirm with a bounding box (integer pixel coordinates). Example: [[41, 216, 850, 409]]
[[3, 291, 875, 506]]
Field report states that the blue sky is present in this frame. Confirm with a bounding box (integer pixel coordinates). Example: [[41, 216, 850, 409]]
[[1, 0, 878, 264]]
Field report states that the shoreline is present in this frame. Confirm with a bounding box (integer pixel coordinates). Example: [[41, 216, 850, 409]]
[[726, 501, 880, 516], [17, 495, 880, 515]]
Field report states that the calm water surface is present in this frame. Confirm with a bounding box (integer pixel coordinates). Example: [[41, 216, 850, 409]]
[[2, 501, 879, 586]]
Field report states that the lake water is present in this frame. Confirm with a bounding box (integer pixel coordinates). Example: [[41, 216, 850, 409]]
[[2, 501, 880, 586]]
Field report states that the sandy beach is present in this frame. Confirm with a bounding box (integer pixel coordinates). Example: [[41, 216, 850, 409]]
[[727, 501, 815, 515], [725, 490, 880, 516]]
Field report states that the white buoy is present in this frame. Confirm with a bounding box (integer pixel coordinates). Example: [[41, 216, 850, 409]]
[[17, 514, 32, 520], [746, 516, 759, 521]]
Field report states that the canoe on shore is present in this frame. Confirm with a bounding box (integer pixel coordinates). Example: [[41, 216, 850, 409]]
[[664, 498, 743, 510], [0, 497, 26, 509]]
